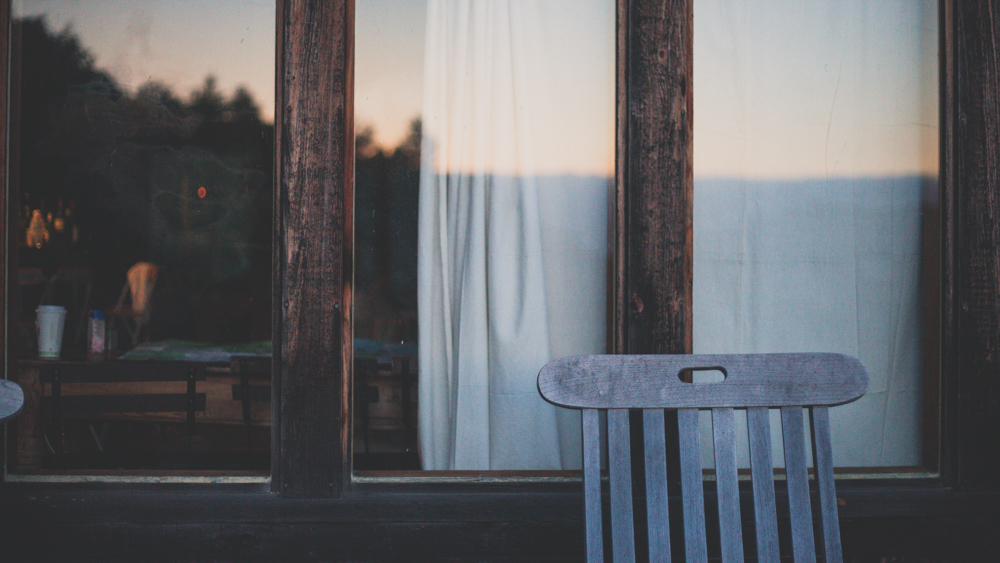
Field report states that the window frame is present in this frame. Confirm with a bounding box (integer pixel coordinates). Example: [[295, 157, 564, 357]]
[[2, 0, 999, 560]]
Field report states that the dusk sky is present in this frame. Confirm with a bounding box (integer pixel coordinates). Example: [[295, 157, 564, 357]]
[[16, 0, 938, 179], [16, 0, 275, 121]]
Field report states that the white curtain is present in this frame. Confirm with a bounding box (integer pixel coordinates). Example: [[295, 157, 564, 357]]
[[417, 0, 612, 470], [693, 0, 937, 467]]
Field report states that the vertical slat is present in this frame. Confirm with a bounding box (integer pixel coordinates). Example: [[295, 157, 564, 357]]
[[712, 408, 744, 563], [583, 409, 605, 563], [747, 407, 780, 563], [609, 409, 636, 563], [643, 409, 671, 563], [810, 407, 843, 563], [677, 408, 707, 562], [781, 406, 817, 562]]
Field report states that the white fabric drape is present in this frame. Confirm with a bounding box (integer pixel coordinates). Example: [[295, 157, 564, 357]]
[[693, 0, 937, 467], [417, 0, 610, 470]]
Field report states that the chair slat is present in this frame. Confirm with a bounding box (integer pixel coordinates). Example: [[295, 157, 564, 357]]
[[582, 409, 604, 563], [677, 408, 708, 563], [747, 407, 780, 563], [781, 406, 817, 563], [712, 408, 744, 563], [608, 409, 636, 563], [643, 409, 671, 563], [810, 407, 843, 563]]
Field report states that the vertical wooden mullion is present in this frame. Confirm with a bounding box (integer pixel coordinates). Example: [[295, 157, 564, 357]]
[[279, 0, 352, 498], [948, 0, 1000, 493], [616, 0, 693, 356]]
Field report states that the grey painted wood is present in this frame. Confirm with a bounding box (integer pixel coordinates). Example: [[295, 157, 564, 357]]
[[811, 407, 843, 563], [541, 354, 867, 562], [781, 406, 817, 563], [608, 409, 636, 563], [677, 408, 707, 563], [582, 409, 605, 563], [538, 353, 868, 409], [711, 408, 743, 563], [643, 409, 671, 563], [0, 379, 24, 423], [747, 407, 780, 563]]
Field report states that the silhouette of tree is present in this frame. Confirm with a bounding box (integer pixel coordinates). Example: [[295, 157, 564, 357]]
[[189, 75, 225, 122], [354, 119, 421, 342], [15, 17, 275, 345], [136, 81, 186, 116]]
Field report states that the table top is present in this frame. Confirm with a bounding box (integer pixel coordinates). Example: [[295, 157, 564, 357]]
[[0, 379, 24, 422]]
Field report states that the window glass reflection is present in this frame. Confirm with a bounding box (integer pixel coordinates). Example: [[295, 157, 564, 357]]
[[10, 1, 274, 473]]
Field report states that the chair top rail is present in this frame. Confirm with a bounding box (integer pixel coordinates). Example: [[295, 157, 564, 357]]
[[537, 353, 868, 410]]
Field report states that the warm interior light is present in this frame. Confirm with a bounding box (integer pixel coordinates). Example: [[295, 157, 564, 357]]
[[197, 186, 207, 199]]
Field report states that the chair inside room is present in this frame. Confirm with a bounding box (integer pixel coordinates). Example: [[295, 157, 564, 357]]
[[40, 361, 207, 461], [537, 353, 868, 563]]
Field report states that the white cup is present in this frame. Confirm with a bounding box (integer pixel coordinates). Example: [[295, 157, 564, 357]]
[[36, 305, 67, 360]]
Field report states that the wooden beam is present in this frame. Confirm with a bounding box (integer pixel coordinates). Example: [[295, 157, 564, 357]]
[[946, 0, 1000, 492], [616, 0, 693, 356], [277, 0, 352, 498]]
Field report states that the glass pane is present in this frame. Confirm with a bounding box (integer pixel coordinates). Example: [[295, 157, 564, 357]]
[[354, 0, 614, 471], [9, 1, 274, 474], [693, 0, 938, 468]]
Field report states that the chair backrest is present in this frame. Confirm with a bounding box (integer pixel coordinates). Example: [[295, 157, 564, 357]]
[[537, 353, 868, 563]]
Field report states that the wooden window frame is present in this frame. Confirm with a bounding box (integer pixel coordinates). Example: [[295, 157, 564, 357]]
[[1, 0, 999, 560]]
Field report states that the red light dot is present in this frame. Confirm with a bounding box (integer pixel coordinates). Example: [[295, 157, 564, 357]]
[[197, 187, 207, 199]]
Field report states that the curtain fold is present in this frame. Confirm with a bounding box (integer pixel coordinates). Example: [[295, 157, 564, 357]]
[[418, 0, 604, 470]]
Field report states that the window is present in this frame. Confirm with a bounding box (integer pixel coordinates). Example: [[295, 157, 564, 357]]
[[352, 0, 614, 472], [351, 0, 940, 476], [690, 0, 940, 471], [2, 1, 1000, 561], [6, 0, 274, 475]]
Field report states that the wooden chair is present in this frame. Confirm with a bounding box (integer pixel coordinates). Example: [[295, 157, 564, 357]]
[[537, 353, 868, 563], [40, 361, 207, 455]]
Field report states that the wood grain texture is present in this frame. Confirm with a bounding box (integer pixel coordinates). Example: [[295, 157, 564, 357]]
[[608, 409, 636, 563], [781, 407, 817, 563], [711, 408, 743, 563], [278, 0, 350, 498], [947, 0, 1000, 492], [810, 407, 843, 563], [615, 0, 693, 356], [642, 409, 671, 563], [747, 407, 780, 563], [677, 408, 707, 562], [538, 353, 868, 409], [582, 410, 605, 563]]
